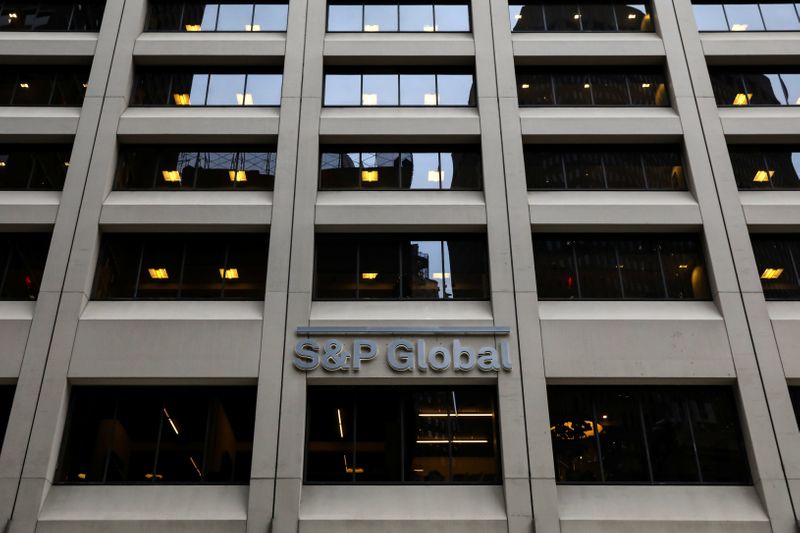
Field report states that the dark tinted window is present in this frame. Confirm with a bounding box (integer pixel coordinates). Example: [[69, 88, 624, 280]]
[[0, 386, 14, 452], [92, 233, 268, 300], [115, 146, 276, 190], [324, 70, 476, 107], [533, 234, 711, 300], [790, 387, 800, 429], [320, 146, 482, 190], [327, 2, 470, 32], [525, 146, 686, 190], [548, 386, 751, 484], [710, 69, 800, 106], [56, 386, 256, 484], [314, 234, 490, 300], [0, 67, 88, 106], [131, 68, 282, 106], [730, 146, 800, 189], [0, 145, 71, 190], [517, 68, 669, 106], [750, 235, 800, 299], [693, 2, 800, 31], [509, 2, 653, 31], [0, 2, 104, 31], [0, 233, 51, 300], [147, 1, 288, 31], [305, 386, 500, 484]]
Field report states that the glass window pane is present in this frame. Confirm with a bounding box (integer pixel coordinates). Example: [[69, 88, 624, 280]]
[[0, 150, 33, 189], [71, 2, 105, 31], [437, 74, 474, 106], [617, 238, 664, 298], [752, 238, 800, 299], [222, 235, 268, 299], [354, 390, 402, 481], [604, 152, 646, 189], [781, 73, 800, 106], [660, 238, 711, 299], [210, 388, 256, 483], [510, 4, 545, 31], [136, 236, 183, 299], [616, 3, 650, 30], [28, 149, 70, 190], [328, 5, 362, 31], [444, 150, 482, 190], [155, 149, 198, 189], [253, 4, 288, 31], [320, 151, 360, 189], [2, 235, 50, 300], [206, 74, 246, 105], [240, 151, 276, 189], [628, 73, 669, 106], [446, 238, 489, 299], [361, 151, 400, 188], [155, 390, 209, 482], [525, 151, 565, 188], [200, 4, 219, 31], [745, 73, 787, 105], [729, 149, 768, 189], [554, 73, 593, 105], [115, 148, 159, 189], [403, 240, 445, 299], [105, 390, 162, 482], [305, 388, 355, 482], [179, 238, 224, 298], [31, 3, 73, 30], [56, 388, 117, 482], [579, 3, 617, 31], [434, 4, 470, 31], [590, 73, 629, 105], [324, 74, 361, 106], [399, 4, 434, 31], [92, 236, 141, 299], [574, 238, 622, 298], [517, 73, 553, 105], [364, 4, 398, 31], [400, 74, 437, 106], [723, 3, 764, 31], [533, 238, 579, 298], [0, 5, 37, 29], [245, 74, 282, 105], [544, 3, 582, 30], [693, 4, 728, 31], [216, 4, 253, 31], [362, 74, 399, 106], [643, 389, 700, 482], [147, 2, 182, 30], [51, 71, 87, 106], [448, 389, 499, 482], [547, 388, 602, 482], [760, 3, 800, 30], [765, 149, 800, 189], [406, 390, 451, 481], [401, 152, 441, 189], [11, 72, 54, 105], [710, 71, 746, 105], [168, 73, 209, 106], [193, 151, 233, 189], [315, 237, 357, 298], [594, 390, 649, 482], [563, 152, 604, 188], [642, 151, 686, 189]]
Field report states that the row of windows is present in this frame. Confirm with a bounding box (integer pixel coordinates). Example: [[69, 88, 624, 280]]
[[509, 2, 652, 32], [115, 146, 276, 190], [131, 69, 282, 107], [47, 385, 770, 485], [327, 3, 470, 32], [0, 234, 50, 300], [517, 69, 669, 107], [730, 146, 800, 189], [710, 70, 800, 107], [0, 146, 71, 190], [0, 67, 88, 107], [146, 1, 288, 32], [693, 1, 800, 31], [323, 71, 475, 107], [0, 1, 104, 31]]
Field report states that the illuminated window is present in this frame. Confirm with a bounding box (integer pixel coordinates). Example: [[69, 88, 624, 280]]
[[327, 3, 470, 32], [710, 69, 800, 107], [131, 69, 282, 106], [146, 2, 288, 32], [0, 233, 51, 300], [729, 146, 800, 190], [55, 386, 256, 484], [92, 233, 268, 300], [305, 386, 500, 483], [516, 68, 669, 106], [509, 2, 653, 32], [0, 67, 89, 106], [790, 387, 800, 429], [692, 1, 800, 32], [548, 386, 751, 484], [750, 235, 800, 299], [323, 71, 476, 107], [0, 2, 105, 31], [533, 234, 711, 300]]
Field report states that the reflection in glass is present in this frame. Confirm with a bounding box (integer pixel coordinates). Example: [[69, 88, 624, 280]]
[[710, 70, 800, 106], [723, 3, 764, 30], [510, 2, 653, 31], [132, 70, 282, 106], [324, 72, 476, 107], [517, 70, 668, 106], [693, 1, 800, 31], [0, 1, 104, 31], [0, 233, 51, 300], [147, 1, 289, 31], [751, 235, 800, 299]]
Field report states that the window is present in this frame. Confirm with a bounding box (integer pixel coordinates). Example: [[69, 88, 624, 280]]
[[92, 233, 268, 300], [790, 386, 800, 429], [729, 146, 800, 189], [749, 235, 800, 299], [305, 386, 500, 483], [320, 146, 481, 190], [327, 2, 470, 32], [516, 68, 669, 106], [0, 146, 71, 190], [0, 233, 51, 300], [693, 2, 800, 31], [147, 2, 288, 31], [710, 69, 800, 106], [525, 146, 686, 190], [115, 146, 276, 190], [548, 386, 751, 484], [56, 386, 256, 484], [323, 70, 476, 107], [0, 386, 14, 452], [0, 2, 104, 31], [533, 234, 711, 300], [509, 2, 653, 32], [0, 67, 89, 106], [131, 68, 282, 106], [314, 234, 489, 300]]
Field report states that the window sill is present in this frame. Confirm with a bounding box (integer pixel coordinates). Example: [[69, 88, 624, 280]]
[[310, 299, 493, 323]]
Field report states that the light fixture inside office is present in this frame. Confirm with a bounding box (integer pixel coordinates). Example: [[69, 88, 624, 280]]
[[362, 93, 378, 106], [219, 268, 239, 279], [364, 24, 380, 31], [173, 93, 191, 105], [753, 170, 774, 183], [185, 24, 201, 31], [361, 272, 378, 280], [148, 268, 169, 280], [427, 170, 443, 182], [515, 14, 523, 20], [521, 83, 530, 89], [628, 13, 637, 19], [423, 93, 438, 106], [732, 93, 751, 106], [730, 23, 748, 31], [761, 268, 784, 280], [361, 170, 379, 182], [18, 83, 29, 89], [432, 272, 451, 279], [423, 25, 439, 31], [162, 170, 182, 182], [583, 83, 591, 89], [229, 170, 248, 182], [245, 24, 261, 31], [236, 92, 254, 105]]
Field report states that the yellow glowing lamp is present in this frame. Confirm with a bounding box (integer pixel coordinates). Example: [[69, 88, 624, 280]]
[[732, 93, 751, 106], [427, 170, 443, 182], [730, 23, 748, 31], [423, 93, 438, 106], [185, 24, 201, 31], [753, 170, 774, 183], [362, 93, 378, 106], [761, 268, 784, 280], [229, 170, 248, 182], [236, 92, 254, 105], [361, 272, 378, 280], [361, 170, 379, 182], [219, 268, 239, 279], [162, 170, 182, 183], [431, 272, 451, 279], [148, 268, 169, 280], [173, 93, 191, 105]]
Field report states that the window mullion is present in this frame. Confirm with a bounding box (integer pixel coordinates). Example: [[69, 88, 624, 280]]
[[571, 241, 582, 298], [655, 242, 669, 299], [0, 240, 13, 296], [637, 392, 655, 483], [66, 3, 76, 31], [100, 392, 120, 483], [683, 399, 704, 483], [614, 245, 625, 299], [200, 396, 213, 481], [176, 242, 188, 299], [591, 392, 606, 482], [133, 241, 145, 298], [352, 396, 358, 482], [639, 153, 650, 190], [220, 244, 231, 298], [152, 397, 167, 483]]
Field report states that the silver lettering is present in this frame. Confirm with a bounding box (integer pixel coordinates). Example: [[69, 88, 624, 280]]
[[453, 339, 475, 371], [428, 346, 451, 372], [388, 339, 414, 371], [352, 339, 377, 370], [293, 340, 320, 371]]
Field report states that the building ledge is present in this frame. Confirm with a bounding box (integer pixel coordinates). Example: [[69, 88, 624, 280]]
[[520, 106, 682, 141], [513, 32, 664, 63], [134, 32, 285, 64], [0, 191, 60, 227], [701, 32, 800, 64], [719, 107, 800, 141], [310, 300, 493, 324], [117, 107, 280, 142], [0, 32, 97, 60], [324, 33, 475, 63]]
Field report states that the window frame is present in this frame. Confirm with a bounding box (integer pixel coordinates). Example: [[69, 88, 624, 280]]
[[144, 1, 289, 32], [0, 67, 89, 107], [692, 1, 800, 32], [325, 2, 473, 33], [0, 145, 72, 190], [0, 1, 105, 32], [508, 1, 654, 32], [0, 232, 51, 301], [710, 69, 800, 107]]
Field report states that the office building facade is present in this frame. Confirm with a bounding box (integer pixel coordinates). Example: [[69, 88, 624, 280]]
[[0, 0, 799, 531]]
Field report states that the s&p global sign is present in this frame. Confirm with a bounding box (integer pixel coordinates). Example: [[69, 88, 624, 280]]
[[292, 326, 512, 373]]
